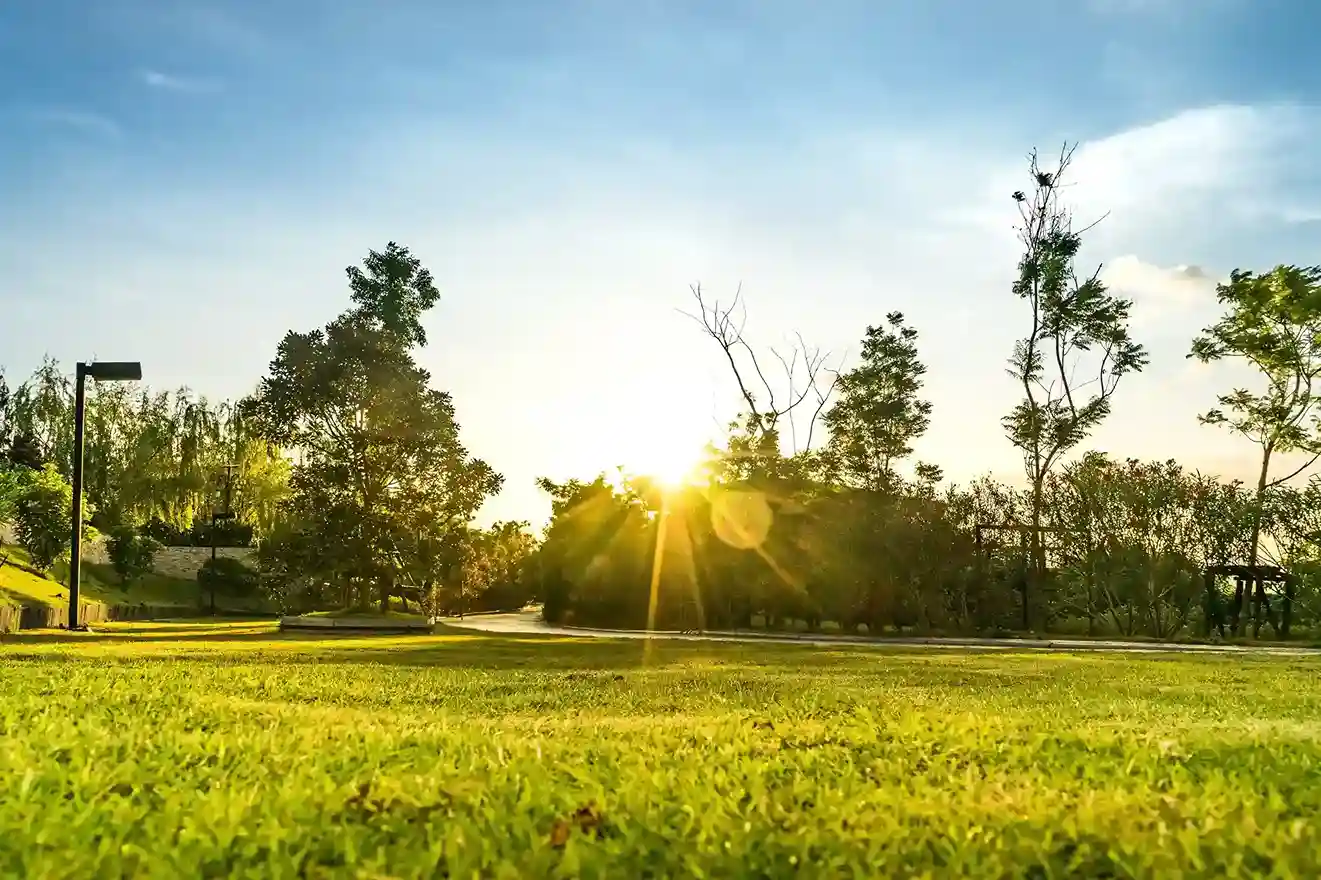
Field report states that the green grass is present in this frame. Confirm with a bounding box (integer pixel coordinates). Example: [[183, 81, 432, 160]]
[[2, 625, 1320, 877], [0, 544, 269, 614]]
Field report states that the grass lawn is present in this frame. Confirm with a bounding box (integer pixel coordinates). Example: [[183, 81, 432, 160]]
[[2, 624, 1319, 878]]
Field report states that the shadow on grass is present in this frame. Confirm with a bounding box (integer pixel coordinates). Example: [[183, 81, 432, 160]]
[[4, 621, 1286, 677], [0, 624, 957, 671]]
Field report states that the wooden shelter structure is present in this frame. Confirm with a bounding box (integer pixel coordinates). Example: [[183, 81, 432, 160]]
[[1203, 564, 1294, 640]]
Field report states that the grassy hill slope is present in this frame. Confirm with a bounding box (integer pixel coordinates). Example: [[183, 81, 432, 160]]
[[0, 545, 270, 614]]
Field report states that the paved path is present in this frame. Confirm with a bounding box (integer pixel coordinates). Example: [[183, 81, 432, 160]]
[[443, 611, 1318, 656]]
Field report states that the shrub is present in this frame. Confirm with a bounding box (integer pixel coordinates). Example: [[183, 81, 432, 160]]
[[141, 517, 188, 547], [856, 623, 870, 636], [788, 619, 809, 633], [191, 519, 255, 549], [820, 620, 842, 635], [750, 614, 767, 629], [198, 556, 260, 596], [106, 526, 161, 585], [14, 464, 94, 572], [0, 465, 27, 525]]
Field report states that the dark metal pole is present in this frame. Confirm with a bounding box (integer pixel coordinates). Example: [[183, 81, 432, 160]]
[[210, 511, 218, 616], [68, 363, 88, 630], [209, 464, 237, 617]]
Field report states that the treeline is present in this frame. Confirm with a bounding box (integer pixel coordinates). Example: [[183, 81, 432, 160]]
[[0, 244, 538, 616], [5, 145, 1321, 637], [532, 148, 1321, 641], [532, 455, 1321, 639], [0, 359, 288, 543]]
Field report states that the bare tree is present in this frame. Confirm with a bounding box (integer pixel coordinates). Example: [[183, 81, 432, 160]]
[[682, 283, 841, 455]]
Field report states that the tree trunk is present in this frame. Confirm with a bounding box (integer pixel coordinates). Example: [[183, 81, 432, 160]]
[[1242, 446, 1273, 636], [1026, 474, 1048, 631]]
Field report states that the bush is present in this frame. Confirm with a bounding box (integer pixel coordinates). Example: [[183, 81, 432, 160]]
[[106, 526, 161, 585], [0, 465, 26, 525], [198, 557, 259, 596], [856, 623, 870, 636], [750, 614, 767, 629], [141, 517, 255, 548], [788, 618, 809, 633], [141, 518, 188, 547], [191, 519, 255, 549], [14, 464, 94, 572], [820, 620, 842, 635]]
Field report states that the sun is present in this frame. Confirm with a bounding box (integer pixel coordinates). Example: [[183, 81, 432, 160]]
[[625, 442, 708, 490]]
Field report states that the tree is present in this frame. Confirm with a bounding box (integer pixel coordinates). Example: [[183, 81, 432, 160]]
[[1048, 455, 1250, 638], [14, 463, 93, 573], [0, 464, 24, 525], [0, 369, 10, 456], [249, 242, 501, 613], [105, 526, 161, 586], [6, 358, 73, 469], [684, 284, 840, 463], [822, 312, 933, 491], [1003, 145, 1147, 598], [1190, 265, 1321, 632]]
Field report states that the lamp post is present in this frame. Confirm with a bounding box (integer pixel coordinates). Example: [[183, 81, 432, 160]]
[[209, 463, 239, 615], [69, 361, 142, 630]]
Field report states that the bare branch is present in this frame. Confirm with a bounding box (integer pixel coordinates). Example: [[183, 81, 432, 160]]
[[683, 284, 840, 454]]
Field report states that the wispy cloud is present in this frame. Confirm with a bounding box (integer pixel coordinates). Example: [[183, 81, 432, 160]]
[[139, 69, 221, 93], [1103, 256, 1219, 328], [1087, 0, 1236, 14], [32, 109, 121, 138], [8, 94, 1321, 520]]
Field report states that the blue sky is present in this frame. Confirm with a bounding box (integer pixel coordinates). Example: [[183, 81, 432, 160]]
[[4, 0, 1321, 525]]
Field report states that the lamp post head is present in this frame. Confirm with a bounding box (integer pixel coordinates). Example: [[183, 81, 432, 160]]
[[81, 361, 142, 382]]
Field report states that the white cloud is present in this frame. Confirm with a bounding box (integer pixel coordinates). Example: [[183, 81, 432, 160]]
[[8, 100, 1321, 523], [1102, 255, 1219, 327], [139, 69, 221, 93], [32, 108, 121, 138], [1086, 0, 1238, 15]]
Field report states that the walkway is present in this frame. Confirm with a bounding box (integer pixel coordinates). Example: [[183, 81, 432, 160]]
[[443, 611, 1318, 656]]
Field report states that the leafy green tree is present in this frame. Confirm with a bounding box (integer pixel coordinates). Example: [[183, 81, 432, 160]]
[[0, 464, 24, 525], [0, 359, 289, 542], [1190, 265, 1321, 632], [6, 358, 73, 468], [1003, 145, 1147, 598], [1048, 455, 1251, 637], [1263, 476, 1321, 631], [249, 242, 501, 612], [0, 369, 10, 456], [822, 312, 933, 491], [105, 526, 161, 585], [14, 463, 93, 572]]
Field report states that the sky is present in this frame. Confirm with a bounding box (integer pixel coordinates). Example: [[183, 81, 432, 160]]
[[3, 0, 1321, 526]]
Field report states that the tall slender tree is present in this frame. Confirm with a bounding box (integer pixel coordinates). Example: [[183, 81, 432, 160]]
[[1003, 145, 1147, 595]]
